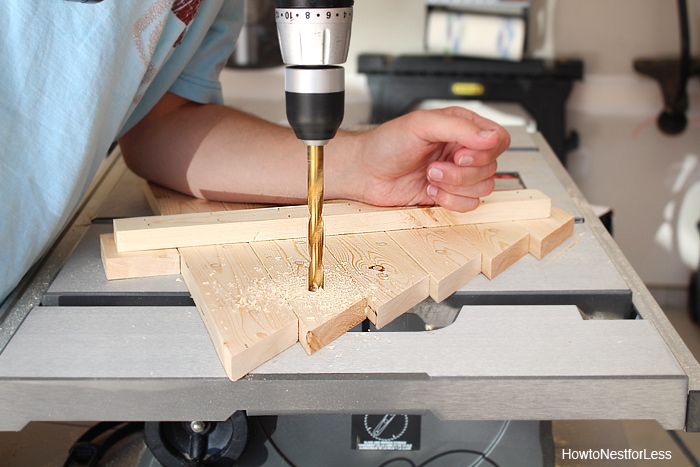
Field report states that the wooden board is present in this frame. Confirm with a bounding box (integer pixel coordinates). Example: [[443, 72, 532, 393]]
[[517, 207, 575, 259], [102, 181, 576, 380], [113, 189, 551, 252], [326, 232, 430, 328], [145, 181, 271, 214], [249, 239, 367, 355], [180, 244, 299, 381], [453, 222, 530, 279], [145, 181, 229, 215], [387, 227, 481, 303], [99, 233, 180, 280]]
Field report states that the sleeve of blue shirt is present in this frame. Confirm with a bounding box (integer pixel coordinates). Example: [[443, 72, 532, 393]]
[[120, 0, 244, 137], [0, 0, 244, 305]]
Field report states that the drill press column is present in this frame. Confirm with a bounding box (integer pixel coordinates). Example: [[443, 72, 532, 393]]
[[275, 0, 354, 291]]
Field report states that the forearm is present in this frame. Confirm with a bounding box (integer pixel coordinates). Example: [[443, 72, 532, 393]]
[[119, 94, 355, 204], [120, 94, 507, 212]]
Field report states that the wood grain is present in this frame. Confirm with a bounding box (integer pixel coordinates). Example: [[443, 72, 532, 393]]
[[517, 207, 575, 259], [180, 244, 299, 381], [99, 233, 180, 280], [250, 239, 367, 355], [144, 181, 228, 215], [453, 222, 530, 279], [326, 232, 430, 328], [144, 181, 276, 215], [100, 181, 577, 379], [388, 227, 482, 303], [113, 189, 551, 252]]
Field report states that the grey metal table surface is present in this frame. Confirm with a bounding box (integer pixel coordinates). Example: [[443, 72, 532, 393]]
[[0, 131, 698, 432]]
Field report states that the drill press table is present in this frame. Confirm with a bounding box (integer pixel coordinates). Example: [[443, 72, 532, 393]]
[[0, 130, 698, 432]]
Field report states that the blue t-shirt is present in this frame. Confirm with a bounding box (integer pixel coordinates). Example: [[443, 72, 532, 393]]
[[0, 1, 244, 303]]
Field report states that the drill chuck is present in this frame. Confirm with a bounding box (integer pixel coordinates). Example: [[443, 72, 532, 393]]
[[285, 66, 345, 145]]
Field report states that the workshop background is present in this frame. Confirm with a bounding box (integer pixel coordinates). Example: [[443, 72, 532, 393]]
[[351, 0, 700, 296], [223, 0, 700, 303]]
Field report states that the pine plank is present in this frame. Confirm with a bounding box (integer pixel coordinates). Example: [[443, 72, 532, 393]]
[[453, 222, 530, 279], [250, 239, 367, 355], [114, 189, 551, 252], [180, 244, 299, 381], [99, 233, 180, 280], [326, 232, 430, 328], [517, 207, 575, 259], [144, 181, 273, 215], [388, 227, 482, 303], [144, 181, 228, 215], [222, 202, 277, 212]]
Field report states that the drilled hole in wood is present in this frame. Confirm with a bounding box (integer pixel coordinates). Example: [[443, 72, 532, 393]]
[[369, 264, 386, 272]]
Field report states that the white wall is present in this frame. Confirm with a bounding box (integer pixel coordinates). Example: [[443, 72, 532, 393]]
[[553, 0, 700, 287], [347, 1, 426, 74]]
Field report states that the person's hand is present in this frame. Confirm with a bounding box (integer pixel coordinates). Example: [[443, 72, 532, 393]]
[[330, 106, 510, 212]]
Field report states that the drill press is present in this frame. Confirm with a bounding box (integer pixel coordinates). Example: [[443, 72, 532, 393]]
[[274, 0, 354, 291]]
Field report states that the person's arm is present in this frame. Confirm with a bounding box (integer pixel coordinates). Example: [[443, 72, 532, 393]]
[[119, 92, 509, 212], [119, 92, 309, 204]]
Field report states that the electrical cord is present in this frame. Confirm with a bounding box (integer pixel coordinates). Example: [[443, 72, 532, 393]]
[[658, 0, 693, 134], [468, 420, 510, 467], [63, 422, 144, 467], [667, 430, 700, 467], [257, 416, 501, 467], [377, 449, 500, 467], [677, 0, 690, 97], [256, 417, 299, 467]]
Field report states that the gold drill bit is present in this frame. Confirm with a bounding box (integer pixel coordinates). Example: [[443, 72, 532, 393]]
[[307, 145, 324, 291]]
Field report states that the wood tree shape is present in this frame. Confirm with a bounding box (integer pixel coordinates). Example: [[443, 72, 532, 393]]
[[103, 182, 574, 381]]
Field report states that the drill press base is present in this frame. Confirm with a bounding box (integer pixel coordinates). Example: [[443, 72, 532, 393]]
[[63, 416, 548, 467]]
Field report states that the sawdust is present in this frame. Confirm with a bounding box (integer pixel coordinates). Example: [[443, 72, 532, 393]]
[[272, 263, 365, 320], [200, 251, 365, 331], [199, 264, 292, 321], [546, 237, 579, 265]]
